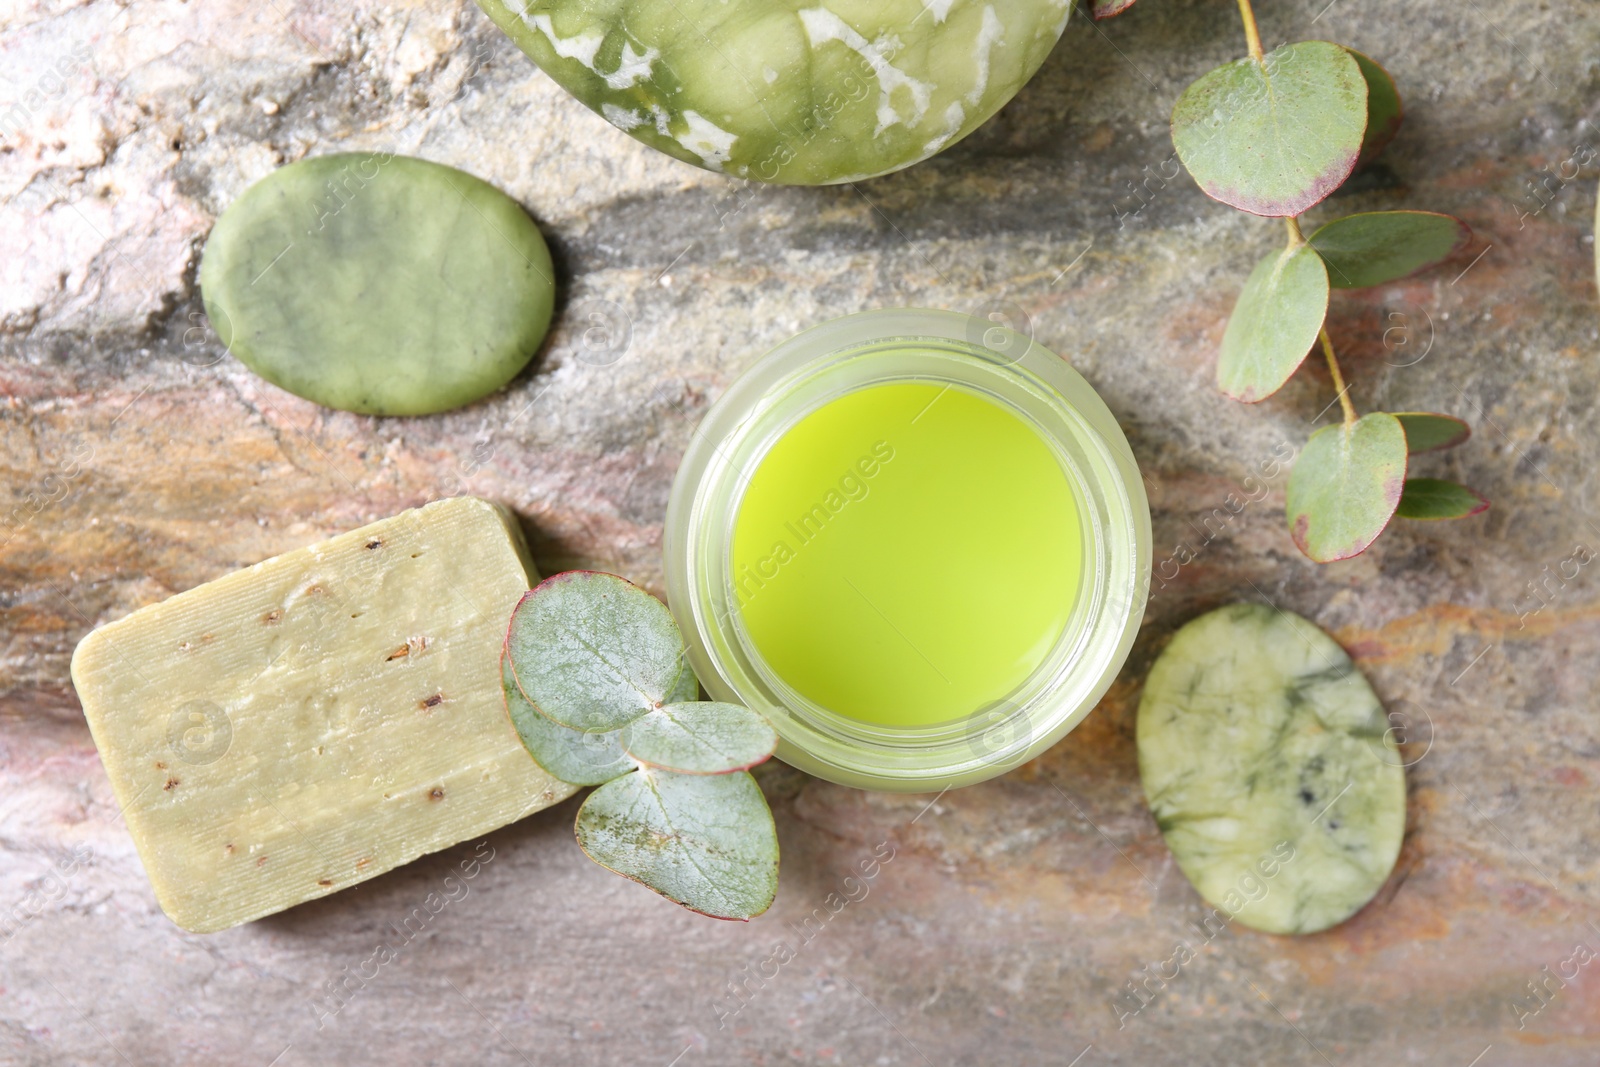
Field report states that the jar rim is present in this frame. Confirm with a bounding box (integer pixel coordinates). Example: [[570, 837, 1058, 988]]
[[663, 309, 1150, 792]]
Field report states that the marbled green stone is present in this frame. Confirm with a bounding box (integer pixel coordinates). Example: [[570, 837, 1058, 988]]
[[473, 0, 1075, 185], [1137, 604, 1405, 935], [200, 153, 555, 416]]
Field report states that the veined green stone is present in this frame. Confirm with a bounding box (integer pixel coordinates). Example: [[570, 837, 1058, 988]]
[[1137, 604, 1405, 935], [474, 0, 1075, 185], [200, 153, 555, 416]]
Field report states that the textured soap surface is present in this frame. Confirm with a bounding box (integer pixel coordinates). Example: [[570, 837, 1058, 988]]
[[1137, 603, 1405, 935], [474, 0, 1074, 184], [199, 153, 555, 416], [70, 497, 575, 933]]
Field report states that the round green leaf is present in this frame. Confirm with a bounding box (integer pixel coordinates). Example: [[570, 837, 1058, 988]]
[[576, 769, 779, 920], [1137, 603, 1405, 934], [1090, 0, 1139, 19], [1394, 412, 1470, 453], [665, 661, 701, 704], [1217, 243, 1330, 402], [1396, 478, 1489, 520], [1287, 413, 1408, 561], [1309, 211, 1472, 289], [501, 653, 636, 786], [1171, 41, 1367, 217], [506, 571, 686, 733], [1346, 48, 1402, 166], [621, 702, 778, 775]]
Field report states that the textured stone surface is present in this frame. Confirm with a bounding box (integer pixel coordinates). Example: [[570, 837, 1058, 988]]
[[3, 0, 1600, 1063]]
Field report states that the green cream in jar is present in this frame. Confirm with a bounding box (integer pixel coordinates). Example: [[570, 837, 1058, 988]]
[[665, 310, 1149, 791]]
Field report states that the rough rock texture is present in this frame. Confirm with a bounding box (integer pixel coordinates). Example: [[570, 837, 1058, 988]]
[[3, 0, 1600, 1064]]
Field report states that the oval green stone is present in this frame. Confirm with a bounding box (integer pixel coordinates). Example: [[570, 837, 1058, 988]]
[[1137, 603, 1405, 935], [474, 0, 1074, 185], [200, 153, 555, 416]]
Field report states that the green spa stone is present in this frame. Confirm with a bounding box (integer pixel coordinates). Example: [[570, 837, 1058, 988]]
[[473, 0, 1076, 185], [200, 153, 555, 416], [1137, 604, 1405, 935]]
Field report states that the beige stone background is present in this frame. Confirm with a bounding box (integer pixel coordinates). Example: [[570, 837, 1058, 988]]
[[3, 0, 1600, 1063]]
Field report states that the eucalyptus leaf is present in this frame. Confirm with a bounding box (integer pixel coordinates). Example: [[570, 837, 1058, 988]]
[[1309, 211, 1472, 289], [665, 660, 701, 704], [501, 653, 636, 786], [1287, 412, 1408, 561], [1394, 412, 1471, 453], [576, 769, 779, 920], [1090, 0, 1138, 18], [1217, 243, 1330, 402], [1396, 478, 1489, 520], [506, 570, 685, 733], [1171, 41, 1367, 217], [1346, 48, 1402, 166], [621, 702, 778, 775]]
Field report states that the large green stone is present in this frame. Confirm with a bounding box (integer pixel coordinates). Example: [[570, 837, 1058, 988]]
[[1137, 603, 1406, 935], [200, 153, 555, 416], [474, 0, 1075, 185]]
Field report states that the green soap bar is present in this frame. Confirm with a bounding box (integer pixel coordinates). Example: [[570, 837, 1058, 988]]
[[200, 153, 555, 416], [69, 497, 575, 933], [474, 0, 1074, 184], [1137, 604, 1405, 935]]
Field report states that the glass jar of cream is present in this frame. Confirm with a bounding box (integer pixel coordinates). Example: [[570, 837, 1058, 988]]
[[663, 309, 1150, 791]]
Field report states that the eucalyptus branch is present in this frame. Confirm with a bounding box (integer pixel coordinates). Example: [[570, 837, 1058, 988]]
[[1318, 328, 1357, 427], [1284, 215, 1305, 249], [1168, 3, 1487, 560]]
